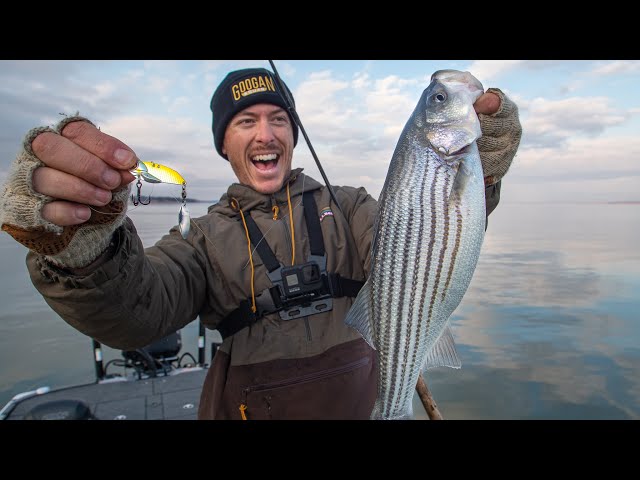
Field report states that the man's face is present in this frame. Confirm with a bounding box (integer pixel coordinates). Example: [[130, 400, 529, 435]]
[[222, 103, 295, 194]]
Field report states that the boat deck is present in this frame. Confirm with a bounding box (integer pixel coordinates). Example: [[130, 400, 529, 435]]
[[4, 367, 208, 420]]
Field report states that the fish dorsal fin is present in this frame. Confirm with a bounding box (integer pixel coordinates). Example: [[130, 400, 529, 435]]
[[423, 324, 461, 370], [344, 280, 376, 350]]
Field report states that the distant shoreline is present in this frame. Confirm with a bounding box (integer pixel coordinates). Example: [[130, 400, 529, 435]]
[[128, 196, 216, 204], [507, 201, 640, 205]]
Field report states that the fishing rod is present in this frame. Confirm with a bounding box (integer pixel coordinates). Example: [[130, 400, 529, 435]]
[[268, 60, 344, 216]]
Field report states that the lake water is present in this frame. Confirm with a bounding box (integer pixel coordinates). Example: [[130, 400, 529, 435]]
[[0, 200, 638, 419]]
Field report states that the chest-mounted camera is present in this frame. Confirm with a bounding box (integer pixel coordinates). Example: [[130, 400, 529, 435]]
[[266, 255, 334, 320]]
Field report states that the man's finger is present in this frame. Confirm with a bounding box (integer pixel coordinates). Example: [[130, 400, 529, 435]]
[[41, 200, 92, 226], [59, 120, 139, 170], [32, 167, 113, 206], [32, 132, 126, 191], [474, 92, 501, 115]]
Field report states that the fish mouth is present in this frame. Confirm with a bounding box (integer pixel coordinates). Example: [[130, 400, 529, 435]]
[[429, 135, 475, 158], [436, 144, 465, 156], [251, 153, 280, 173]]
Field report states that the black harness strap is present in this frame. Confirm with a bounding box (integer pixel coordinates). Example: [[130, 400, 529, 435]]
[[216, 299, 256, 340], [303, 191, 325, 256], [327, 273, 363, 298]]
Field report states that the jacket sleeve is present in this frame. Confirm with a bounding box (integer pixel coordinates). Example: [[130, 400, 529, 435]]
[[26, 217, 209, 351]]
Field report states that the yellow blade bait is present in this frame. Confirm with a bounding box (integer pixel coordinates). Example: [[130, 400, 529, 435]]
[[130, 160, 191, 240], [132, 161, 186, 186]]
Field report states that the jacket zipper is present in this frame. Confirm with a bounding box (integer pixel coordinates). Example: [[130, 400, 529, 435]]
[[239, 356, 370, 418]]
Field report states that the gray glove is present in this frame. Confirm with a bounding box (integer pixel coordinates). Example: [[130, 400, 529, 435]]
[[0, 114, 130, 269], [477, 88, 522, 186]]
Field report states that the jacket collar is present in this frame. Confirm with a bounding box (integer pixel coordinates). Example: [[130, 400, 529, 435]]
[[216, 168, 323, 214]]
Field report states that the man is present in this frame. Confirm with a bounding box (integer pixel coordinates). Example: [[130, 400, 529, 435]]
[[0, 67, 522, 419]]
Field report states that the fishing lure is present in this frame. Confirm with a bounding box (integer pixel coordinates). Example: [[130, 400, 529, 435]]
[[130, 161, 190, 239]]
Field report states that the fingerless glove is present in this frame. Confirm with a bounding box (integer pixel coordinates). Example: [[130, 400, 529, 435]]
[[477, 88, 522, 186], [0, 114, 130, 269]]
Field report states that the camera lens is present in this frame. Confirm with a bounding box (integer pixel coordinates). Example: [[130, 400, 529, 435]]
[[302, 264, 320, 283]]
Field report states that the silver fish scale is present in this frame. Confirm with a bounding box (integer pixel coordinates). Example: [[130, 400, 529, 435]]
[[368, 130, 486, 419]]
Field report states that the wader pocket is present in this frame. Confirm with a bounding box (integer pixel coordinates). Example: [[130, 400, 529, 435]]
[[239, 356, 372, 420]]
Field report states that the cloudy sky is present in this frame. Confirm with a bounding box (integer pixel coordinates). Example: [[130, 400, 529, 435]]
[[1, 60, 638, 204]]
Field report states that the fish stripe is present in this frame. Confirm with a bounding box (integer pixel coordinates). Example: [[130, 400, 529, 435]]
[[426, 167, 450, 333], [405, 152, 426, 415], [408, 156, 431, 381], [417, 161, 439, 357], [380, 152, 405, 417], [388, 152, 420, 416], [442, 202, 463, 301], [377, 174, 395, 416]]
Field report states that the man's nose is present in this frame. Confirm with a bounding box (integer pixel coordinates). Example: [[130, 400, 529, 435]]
[[255, 120, 276, 143]]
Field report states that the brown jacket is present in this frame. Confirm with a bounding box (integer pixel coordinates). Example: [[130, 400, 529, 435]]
[[28, 169, 378, 419], [26, 168, 502, 420]]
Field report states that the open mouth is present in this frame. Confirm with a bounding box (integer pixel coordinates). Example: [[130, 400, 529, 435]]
[[252, 153, 279, 172]]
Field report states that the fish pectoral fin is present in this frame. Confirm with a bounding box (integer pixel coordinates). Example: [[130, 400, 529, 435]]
[[448, 158, 472, 205], [344, 280, 376, 350], [423, 324, 461, 370]]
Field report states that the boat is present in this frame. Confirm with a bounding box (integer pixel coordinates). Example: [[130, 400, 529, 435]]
[[0, 321, 220, 420]]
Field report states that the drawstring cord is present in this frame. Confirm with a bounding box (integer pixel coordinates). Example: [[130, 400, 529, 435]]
[[287, 182, 295, 265], [232, 181, 296, 316], [231, 197, 257, 314]]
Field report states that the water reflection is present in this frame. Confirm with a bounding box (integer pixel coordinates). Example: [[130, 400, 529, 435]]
[[1, 201, 639, 419], [415, 202, 640, 419]]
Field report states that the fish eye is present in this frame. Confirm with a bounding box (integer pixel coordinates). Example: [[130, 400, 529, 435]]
[[432, 92, 447, 103]]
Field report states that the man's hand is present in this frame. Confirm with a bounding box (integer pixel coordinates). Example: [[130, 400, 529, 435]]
[[472, 88, 522, 186], [0, 114, 140, 268], [31, 119, 137, 227], [473, 92, 501, 115]]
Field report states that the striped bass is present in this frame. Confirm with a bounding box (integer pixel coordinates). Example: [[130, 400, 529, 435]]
[[344, 70, 487, 420]]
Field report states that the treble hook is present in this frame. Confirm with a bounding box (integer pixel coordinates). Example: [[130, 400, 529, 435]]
[[131, 176, 151, 206]]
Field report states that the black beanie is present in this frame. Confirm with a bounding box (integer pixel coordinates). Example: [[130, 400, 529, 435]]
[[210, 68, 299, 160]]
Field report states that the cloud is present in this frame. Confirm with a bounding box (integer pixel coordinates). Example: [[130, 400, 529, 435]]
[[590, 60, 640, 76], [522, 96, 632, 147], [466, 60, 525, 83], [515, 133, 640, 179]]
